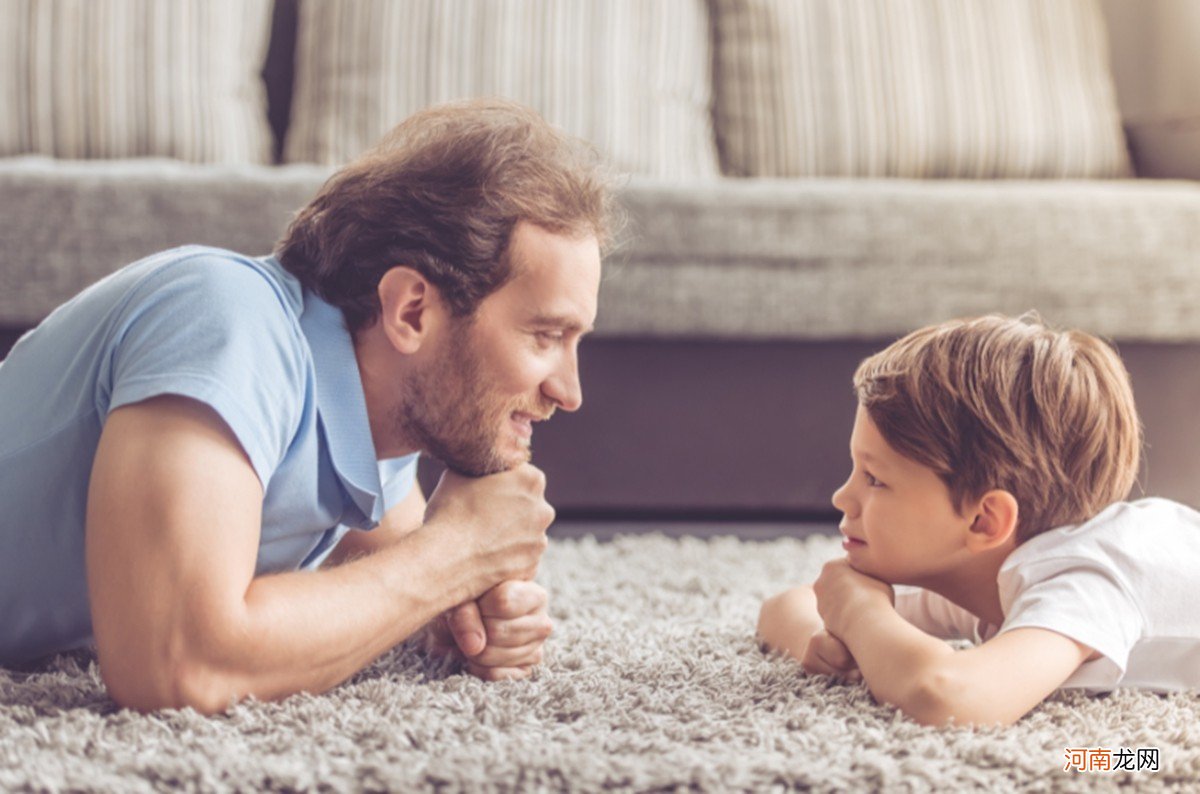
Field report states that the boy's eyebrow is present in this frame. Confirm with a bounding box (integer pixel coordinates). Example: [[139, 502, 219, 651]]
[[852, 447, 886, 468]]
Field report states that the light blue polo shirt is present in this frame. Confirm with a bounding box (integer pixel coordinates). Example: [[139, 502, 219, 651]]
[[0, 246, 418, 664]]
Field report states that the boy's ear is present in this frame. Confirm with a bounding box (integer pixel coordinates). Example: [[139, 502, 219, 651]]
[[966, 490, 1019, 552], [376, 266, 442, 354]]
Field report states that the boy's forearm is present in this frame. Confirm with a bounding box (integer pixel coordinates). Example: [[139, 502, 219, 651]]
[[758, 586, 824, 660], [837, 601, 956, 722]]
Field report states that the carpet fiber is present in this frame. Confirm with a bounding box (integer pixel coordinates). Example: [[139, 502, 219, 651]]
[[2, 533, 1199, 792]]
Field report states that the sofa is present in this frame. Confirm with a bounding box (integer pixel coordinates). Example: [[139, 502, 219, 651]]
[[3, 0, 1200, 519]]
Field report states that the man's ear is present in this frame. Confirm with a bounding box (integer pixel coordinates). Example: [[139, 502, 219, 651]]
[[376, 266, 440, 354], [966, 490, 1019, 552]]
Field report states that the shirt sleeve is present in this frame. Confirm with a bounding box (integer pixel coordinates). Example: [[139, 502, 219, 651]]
[[894, 586, 980, 640], [102, 254, 308, 488], [996, 557, 1145, 685]]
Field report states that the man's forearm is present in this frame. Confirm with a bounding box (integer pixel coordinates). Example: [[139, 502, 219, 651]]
[[838, 602, 955, 721], [176, 523, 481, 712], [324, 483, 428, 567]]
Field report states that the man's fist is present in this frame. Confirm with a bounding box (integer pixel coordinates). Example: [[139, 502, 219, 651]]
[[424, 464, 554, 592], [428, 580, 553, 681]]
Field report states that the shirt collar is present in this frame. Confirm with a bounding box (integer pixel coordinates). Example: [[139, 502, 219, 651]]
[[298, 289, 384, 527]]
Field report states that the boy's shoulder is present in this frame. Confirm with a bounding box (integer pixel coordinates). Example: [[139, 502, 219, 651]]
[[998, 498, 1200, 605], [1006, 498, 1198, 566]]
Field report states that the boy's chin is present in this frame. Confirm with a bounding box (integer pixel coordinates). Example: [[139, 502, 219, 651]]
[[845, 557, 901, 584], [843, 555, 870, 574]]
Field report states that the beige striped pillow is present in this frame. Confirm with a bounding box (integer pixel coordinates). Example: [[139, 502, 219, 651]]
[[284, 0, 718, 178], [712, 0, 1132, 178], [0, 0, 273, 163]]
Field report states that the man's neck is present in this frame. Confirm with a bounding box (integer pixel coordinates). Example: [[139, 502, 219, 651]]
[[354, 325, 422, 460]]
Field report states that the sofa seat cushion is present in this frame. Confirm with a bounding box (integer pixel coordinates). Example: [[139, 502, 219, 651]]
[[605, 177, 1200, 341], [0, 157, 332, 325], [3, 158, 1199, 342]]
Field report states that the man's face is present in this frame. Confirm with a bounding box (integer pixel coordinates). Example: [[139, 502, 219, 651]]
[[830, 405, 973, 586], [397, 222, 601, 476]]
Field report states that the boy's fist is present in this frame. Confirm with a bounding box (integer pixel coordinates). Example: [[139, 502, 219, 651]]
[[801, 628, 862, 683]]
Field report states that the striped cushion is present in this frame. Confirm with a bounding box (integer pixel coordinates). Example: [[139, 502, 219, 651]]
[[284, 0, 718, 178], [0, 0, 273, 164], [711, 0, 1132, 178]]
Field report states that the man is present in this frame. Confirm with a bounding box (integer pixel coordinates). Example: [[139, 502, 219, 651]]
[[0, 99, 616, 712]]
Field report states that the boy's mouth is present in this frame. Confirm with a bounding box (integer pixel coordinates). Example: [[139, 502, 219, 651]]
[[839, 527, 867, 550]]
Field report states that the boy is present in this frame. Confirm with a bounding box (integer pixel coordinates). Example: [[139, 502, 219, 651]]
[[758, 314, 1200, 726]]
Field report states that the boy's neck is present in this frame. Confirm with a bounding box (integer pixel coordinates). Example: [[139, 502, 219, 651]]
[[921, 540, 1018, 628]]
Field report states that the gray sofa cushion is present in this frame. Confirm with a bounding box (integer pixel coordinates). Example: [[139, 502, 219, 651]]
[[0, 157, 331, 325], [3, 157, 1199, 341], [611, 177, 1200, 341]]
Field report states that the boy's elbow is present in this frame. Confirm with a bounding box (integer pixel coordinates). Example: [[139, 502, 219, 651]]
[[898, 675, 960, 727], [894, 667, 1017, 728], [757, 586, 819, 655]]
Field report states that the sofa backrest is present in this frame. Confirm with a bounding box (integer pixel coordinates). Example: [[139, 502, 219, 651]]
[[7, 0, 1197, 177]]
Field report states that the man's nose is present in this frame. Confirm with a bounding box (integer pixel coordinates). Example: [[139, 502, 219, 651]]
[[543, 352, 583, 413]]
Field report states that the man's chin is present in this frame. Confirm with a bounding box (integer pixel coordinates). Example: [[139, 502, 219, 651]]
[[439, 444, 529, 477]]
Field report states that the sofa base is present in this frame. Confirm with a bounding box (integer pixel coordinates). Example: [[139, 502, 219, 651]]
[[489, 337, 1200, 519], [6, 329, 1196, 519]]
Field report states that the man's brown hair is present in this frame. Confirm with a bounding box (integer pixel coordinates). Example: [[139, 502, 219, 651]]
[[853, 314, 1142, 541], [275, 98, 619, 333]]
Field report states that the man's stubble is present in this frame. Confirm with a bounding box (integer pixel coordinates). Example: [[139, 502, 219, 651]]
[[394, 323, 553, 477]]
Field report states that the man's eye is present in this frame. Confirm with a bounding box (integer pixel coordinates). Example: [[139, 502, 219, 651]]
[[537, 331, 565, 343]]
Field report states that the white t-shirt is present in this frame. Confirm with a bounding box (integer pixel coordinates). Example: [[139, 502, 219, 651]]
[[895, 498, 1200, 691]]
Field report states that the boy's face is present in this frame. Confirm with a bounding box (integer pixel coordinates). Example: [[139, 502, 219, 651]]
[[831, 405, 975, 586]]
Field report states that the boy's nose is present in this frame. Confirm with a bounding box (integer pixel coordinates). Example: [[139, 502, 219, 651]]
[[831, 480, 857, 517]]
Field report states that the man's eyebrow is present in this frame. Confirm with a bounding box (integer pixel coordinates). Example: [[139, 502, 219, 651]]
[[529, 314, 594, 334]]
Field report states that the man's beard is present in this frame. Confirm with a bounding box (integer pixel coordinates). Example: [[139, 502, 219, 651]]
[[394, 326, 554, 477]]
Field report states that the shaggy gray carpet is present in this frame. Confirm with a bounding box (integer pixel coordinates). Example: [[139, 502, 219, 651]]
[[3, 532, 1199, 792]]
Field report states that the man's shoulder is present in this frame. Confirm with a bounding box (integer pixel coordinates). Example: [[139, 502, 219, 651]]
[[124, 243, 308, 351], [124, 246, 304, 319], [103, 248, 317, 485], [114, 246, 310, 363]]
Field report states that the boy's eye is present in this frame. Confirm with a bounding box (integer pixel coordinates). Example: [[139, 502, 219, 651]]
[[864, 471, 885, 488]]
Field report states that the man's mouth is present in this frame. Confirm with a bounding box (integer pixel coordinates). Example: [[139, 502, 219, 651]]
[[510, 411, 551, 440]]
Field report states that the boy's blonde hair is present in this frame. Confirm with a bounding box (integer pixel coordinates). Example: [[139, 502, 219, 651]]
[[853, 314, 1142, 542]]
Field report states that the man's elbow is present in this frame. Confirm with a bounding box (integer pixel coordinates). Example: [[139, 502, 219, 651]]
[[99, 645, 240, 715]]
